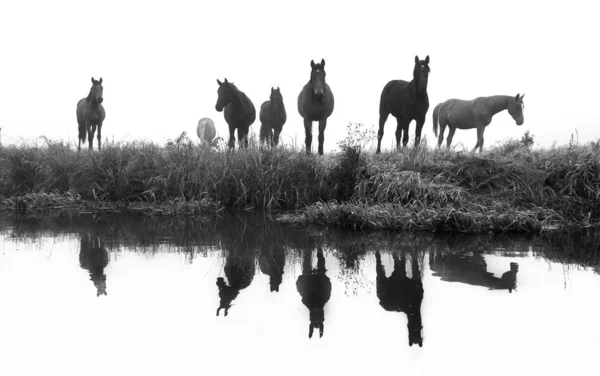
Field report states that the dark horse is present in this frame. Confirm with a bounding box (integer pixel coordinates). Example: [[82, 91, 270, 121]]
[[429, 251, 519, 293], [375, 251, 424, 347], [216, 254, 256, 317], [377, 56, 430, 153], [215, 78, 256, 150], [258, 240, 286, 293], [76, 77, 105, 151], [432, 94, 525, 153], [297, 59, 335, 155], [79, 232, 109, 297], [296, 248, 332, 338], [259, 87, 287, 147]]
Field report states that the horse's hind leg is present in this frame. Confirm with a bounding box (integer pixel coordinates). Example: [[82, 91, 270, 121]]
[[303, 118, 313, 154], [317, 119, 327, 155], [376, 111, 390, 154]]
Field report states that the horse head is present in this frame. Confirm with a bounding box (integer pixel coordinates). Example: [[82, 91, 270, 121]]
[[412, 55, 430, 95], [270, 86, 283, 105], [310, 59, 327, 102], [89, 77, 104, 104], [508, 93, 525, 126], [215, 78, 237, 112]]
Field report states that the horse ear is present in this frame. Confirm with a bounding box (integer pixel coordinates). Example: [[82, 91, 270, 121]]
[[321, 58, 325, 67], [99, 78, 103, 84], [308, 324, 314, 338], [217, 79, 222, 86], [91, 77, 95, 83], [224, 78, 229, 84], [515, 93, 520, 100], [311, 60, 315, 69], [520, 94, 525, 100], [425, 55, 430, 64], [415, 55, 419, 63]]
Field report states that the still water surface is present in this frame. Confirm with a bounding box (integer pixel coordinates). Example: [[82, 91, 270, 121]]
[[1, 213, 599, 376]]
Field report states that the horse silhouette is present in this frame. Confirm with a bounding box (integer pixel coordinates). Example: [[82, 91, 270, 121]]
[[429, 251, 519, 293], [259, 87, 287, 147], [76, 77, 105, 151], [215, 78, 256, 150], [258, 242, 285, 292], [297, 59, 335, 155], [375, 251, 424, 347], [216, 254, 256, 316], [296, 248, 332, 338], [377, 56, 430, 153], [432, 94, 525, 153], [79, 232, 109, 297]]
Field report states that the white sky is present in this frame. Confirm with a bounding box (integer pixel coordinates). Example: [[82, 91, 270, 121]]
[[1, 235, 600, 375], [1, 0, 599, 152]]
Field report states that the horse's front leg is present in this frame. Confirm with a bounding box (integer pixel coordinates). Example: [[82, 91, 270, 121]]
[[303, 118, 313, 154], [87, 123, 96, 150], [97, 123, 102, 151], [228, 126, 236, 150], [414, 115, 426, 147], [239, 127, 249, 149], [317, 119, 327, 155], [273, 127, 281, 147], [472, 126, 484, 153]]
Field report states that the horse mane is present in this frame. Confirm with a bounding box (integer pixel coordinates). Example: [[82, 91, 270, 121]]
[[86, 87, 93, 102]]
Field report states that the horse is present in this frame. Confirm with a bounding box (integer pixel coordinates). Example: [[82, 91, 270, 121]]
[[197, 117, 216, 147], [215, 78, 256, 150], [375, 251, 424, 347], [259, 87, 287, 148], [377, 56, 430, 153], [297, 59, 335, 155], [432, 94, 525, 153], [79, 232, 109, 297], [216, 254, 256, 317], [296, 248, 332, 338], [76, 77, 105, 151]]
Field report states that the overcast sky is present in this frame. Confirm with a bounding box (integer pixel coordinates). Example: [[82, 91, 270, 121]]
[[1, 0, 598, 152]]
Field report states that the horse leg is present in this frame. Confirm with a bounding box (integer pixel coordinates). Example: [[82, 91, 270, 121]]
[[87, 123, 96, 150], [317, 119, 327, 155], [401, 120, 411, 148], [414, 116, 425, 148], [97, 123, 102, 151], [473, 126, 485, 153], [376, 111, 390, 154], [437, 121, 447, 148], [304, 118, 313, 154], [240, 127, 249, 149], [273, 127, 281, 147], [228, 126, 236, 150], [446, 126, 456, 149], [394, 117, 402, 150]]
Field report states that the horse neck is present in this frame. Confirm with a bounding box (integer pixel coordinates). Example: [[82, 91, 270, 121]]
[[228, 89, 243, 108], [483, 96, 512, 117], [86, 91, 100, 107]]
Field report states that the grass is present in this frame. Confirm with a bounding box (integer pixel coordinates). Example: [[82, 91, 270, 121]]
[[1, 126, 600, 233]]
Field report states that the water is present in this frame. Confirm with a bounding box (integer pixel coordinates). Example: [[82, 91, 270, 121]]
[[1, 212, 599, 376]]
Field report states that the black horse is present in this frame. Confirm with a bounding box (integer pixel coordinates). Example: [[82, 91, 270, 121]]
[[216, 254, 256, 316], [79, 232, 109, 297], [296, 248, 332, 338], [297, 59, 335, 155], [377, 56, 430, 153], [76, 77, 105, 151], [375, 251, 424, 347], [258, 241, 286, 293], [259, 87, 287, 147], [215, 78, 256, 150]]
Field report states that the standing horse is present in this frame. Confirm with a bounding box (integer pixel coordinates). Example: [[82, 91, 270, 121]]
[[296, 248, 332, 338], [215, 78, 256, 150], [259, 87, 287, 147], [377, 56, 430, 153], [76, 77, 105, 151], [79, 232, 109, 297], [432, 94, 525, 153], [197, 117, 216, 147], [297, 59, 335, 155]]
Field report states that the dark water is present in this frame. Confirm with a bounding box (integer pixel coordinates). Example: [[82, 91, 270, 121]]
[[1, 212, 599, 376]]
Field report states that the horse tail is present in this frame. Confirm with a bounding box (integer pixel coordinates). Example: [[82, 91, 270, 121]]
[[432, 103, 441, 137]]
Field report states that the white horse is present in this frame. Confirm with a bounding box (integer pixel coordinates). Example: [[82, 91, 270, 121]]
[[196, 117, 216, 147]]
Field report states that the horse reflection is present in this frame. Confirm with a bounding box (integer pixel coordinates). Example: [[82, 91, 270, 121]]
[[375, 251, 424, 347], [216, 254, 256, 316], [79, 232, 109, 297], [259, 243, 285, 292], [296, 248, 332, 338], [429, 252, 519, 293]]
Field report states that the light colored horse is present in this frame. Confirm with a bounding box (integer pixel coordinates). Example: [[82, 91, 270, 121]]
[[196, 117, 216, 146], [433, 94, 525, 153]]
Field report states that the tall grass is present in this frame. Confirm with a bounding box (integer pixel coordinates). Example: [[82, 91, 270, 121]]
[[1, 127, 600, 233]]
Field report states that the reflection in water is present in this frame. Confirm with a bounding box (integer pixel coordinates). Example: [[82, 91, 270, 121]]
[[79, 232, 109, 297], [216, 254, 255, 316], [259, 242, 285, 292], [296, 248, 332, 338], [430, 251, 520, 293], [375, 251, 424, 347]]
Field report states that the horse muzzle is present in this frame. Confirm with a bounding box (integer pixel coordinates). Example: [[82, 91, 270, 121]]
[[215, 104, 224, 112], [516, 119, 524, 126], [313, 90, 325, 102], [97, 98, 103, 104]]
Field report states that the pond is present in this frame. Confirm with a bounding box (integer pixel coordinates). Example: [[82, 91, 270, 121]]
[[0, 212, 599, 376]]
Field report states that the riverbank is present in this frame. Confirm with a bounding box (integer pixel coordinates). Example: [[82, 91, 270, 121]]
[[1, 131, 599, 233]]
